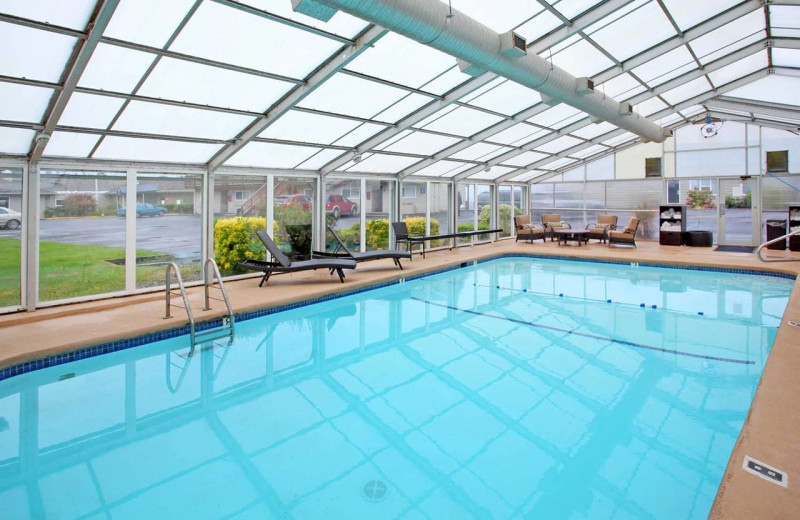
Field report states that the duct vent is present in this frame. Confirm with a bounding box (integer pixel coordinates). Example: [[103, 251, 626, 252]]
[[291, 0, 338, 21], [576, 77, 594, 95], [456, 58, 486, 77], [619, 103, 633, 116], [501, 31, 527, 58]]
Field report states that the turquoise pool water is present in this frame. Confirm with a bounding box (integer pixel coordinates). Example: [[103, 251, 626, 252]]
[[0, 257, 793, 520]]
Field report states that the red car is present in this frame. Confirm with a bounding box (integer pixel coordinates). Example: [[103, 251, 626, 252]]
[[326, 194, 359, 218], [277, 194, 312, 210]]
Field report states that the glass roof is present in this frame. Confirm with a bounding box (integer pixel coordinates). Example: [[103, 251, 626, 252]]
[[0, 0, 796, 179]]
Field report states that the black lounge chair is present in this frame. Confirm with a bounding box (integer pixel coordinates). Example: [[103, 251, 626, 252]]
[[314, 226, 411, 269], [239, 230, 356, 285]]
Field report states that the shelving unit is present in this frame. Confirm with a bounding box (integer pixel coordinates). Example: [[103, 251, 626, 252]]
[[790, 205, 800, 251], [659, 204, 686, 246]]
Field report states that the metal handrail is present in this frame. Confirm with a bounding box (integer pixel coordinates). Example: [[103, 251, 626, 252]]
[[203, 258, 235, 335], [164, 263, 196, 346], [756, 229, 800, 263]]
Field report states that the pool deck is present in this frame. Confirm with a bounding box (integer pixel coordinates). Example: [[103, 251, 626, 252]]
[[1, 238, 799, 519]]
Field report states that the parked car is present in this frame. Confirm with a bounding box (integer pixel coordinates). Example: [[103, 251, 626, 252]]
[[326, 194, 358, 217], [117, 203, 167, 217], [277, 194, 312, 210], [0, 207, 21, 229]]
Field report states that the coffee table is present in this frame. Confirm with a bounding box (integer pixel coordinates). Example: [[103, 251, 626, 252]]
[[554, 229, 589, 246]]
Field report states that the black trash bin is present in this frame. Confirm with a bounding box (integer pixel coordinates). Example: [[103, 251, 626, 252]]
[[766, 219, 787, 250]]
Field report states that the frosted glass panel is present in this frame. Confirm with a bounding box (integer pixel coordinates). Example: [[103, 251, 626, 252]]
[[689, 11, 765, 64], [94, 137, 221, 162], [139, 58, 293, 112], [42, 132, 100, 157], [241, 0, 368, 38], [2, 0, 95, 29], [772, 48, 800, 68], [501, 151, 549, 167], [677, 149, 747, 176], [451, 0, 542, 33], [635, 97, 669, 117], [298, 74, 408, 119], [225, 142, 320, 168], [420, 106, 504, 137], [0, 127, 34, 153], [515, 11, 563, 42], [347, 153, 420, 174], [421, 67, 472, 96], [572, 122, 617, 140], [529, 104, 584, 129], [726, 76, 800, 107], [78, 44, 156, 93], [332, 122, 385, 147], [631, 46, 696, 86], [589, 3, 675, 61], [296, 148, 344, 170], [450, 143, 510, 161], [412, 161, 472, 178], [374, 94, 431, 124], [707, 53, 768, 87], [104, 0, 197, 48], [0, 23, 77, 82], [260, 110, 361, 145], [549, 39, 615, 77], [171, 1, 342, 79], [466, 81, 543, 116], [586, 155, 614, 180], [538, 135, 582, 154], [598, 74, 647, 99], [113, 101, 253, 140], [489, 123, 541, 146], [572, 144, 609, 159], [0, 83, 52, 123], [659, 77, 712, 105], [383, 132, 460, 156], [59, 93, 125, 129], [662, 0, 741, 31]]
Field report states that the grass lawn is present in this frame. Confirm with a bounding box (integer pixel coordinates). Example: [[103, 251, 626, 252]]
[[0, 238, 174, 305]]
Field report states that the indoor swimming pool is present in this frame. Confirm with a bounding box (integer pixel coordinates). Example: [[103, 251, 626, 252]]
[[0, 257, 793, 520]]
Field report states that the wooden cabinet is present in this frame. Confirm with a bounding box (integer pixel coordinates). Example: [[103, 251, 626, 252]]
[[659, 205, 686, 246], [790, 206, 800, 251]]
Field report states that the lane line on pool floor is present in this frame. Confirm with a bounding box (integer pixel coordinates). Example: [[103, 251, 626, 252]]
[[409, 297, 754, 366]]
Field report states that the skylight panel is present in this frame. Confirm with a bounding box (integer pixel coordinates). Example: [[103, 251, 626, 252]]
[[419, 106, 504, 137], [489, 123, 541, 146], [598, 74, 647, 100], [242, 0, 368, 38], [452, 0, 543, 33], [93, 136, 221, 162], [421, 67, 472, 96], [630, 46, 697, 87], [548, 157, 579, 169], [43, 132, 100, 157], [112, 101, 254, 140], [138, 58, 292, 113], [770, 6, 800, 33], [725, 76, 800, 107], [0, 83, 53, 123], [346, 153, 420, 174], [707, 52, 768, 87], [537, 135, 582, 154], [413, 105, 458, 128], [571, 144, 608, 159], [297, 73, 408, 119], [104, 0, 197, 48], [224, 142, 321, 168], [260, 110, 361, 145], [634, 97, 669, 117], [659, 77, 712, 105], [449, 143, 510, 162], [332, 122, 385, 147], [588, 2, 676, 61], [469, 166, 515, 181], [602, 132, 637, 147], [78, 44, 156, 93], [0, 127, 34, 153], [171, 1, 343, 79], [0, 23, 77, 83], [412, 160, 473, 177], [296, 148, 345, 170], [772, 49, 800, 68], [551, 0, 605, 20], [515, 10, 564, 43], [661, 0, 741, 32], [2, 0, 96, 30], [500, 151, 549, 168], [346, 33, 456, 90], [58, 93, 125, 129], [547, 39, 615, 78], [383, 132, 461, 156], [465, 81, 542, 116], [529, 104, 584, 129], [655, 113, 684, 126], [374, 94, 431, 124], [679, 105, 706, 118], [570, 121, 617, 140], [688, 11, 765, 65]]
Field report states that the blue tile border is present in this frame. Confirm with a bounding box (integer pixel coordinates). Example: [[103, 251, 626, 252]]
[[1, 253, 795, 382]]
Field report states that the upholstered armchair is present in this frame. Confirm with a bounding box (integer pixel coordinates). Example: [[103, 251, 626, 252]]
[[541, 214, 571, 241], [608, 217, 640, 248], [514, 215, 545, 243], [585, 214, 618, 244]]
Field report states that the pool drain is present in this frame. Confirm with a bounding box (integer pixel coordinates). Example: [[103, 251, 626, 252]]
[[362, 479, 388, 502]]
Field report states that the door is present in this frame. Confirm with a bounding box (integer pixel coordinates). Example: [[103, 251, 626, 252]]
[[718, 177, 759, 246]]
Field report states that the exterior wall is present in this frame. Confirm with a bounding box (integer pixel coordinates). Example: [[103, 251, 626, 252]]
[[615, 140, 666, 179]]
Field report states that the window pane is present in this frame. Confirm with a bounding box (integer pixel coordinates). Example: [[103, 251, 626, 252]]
[[325, 179, 361, 253], [0, 168, 22, 308], [39, 170, 127, 302], [399, 181, 426, 250], [135, 173, 203, 288], [274, 177, 317, 261], [212, 175, 268, 275], [365, 179, 394, 251]]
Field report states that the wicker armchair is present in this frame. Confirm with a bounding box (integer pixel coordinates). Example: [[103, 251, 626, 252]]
[[514, 215, 545, 243], [585, 214, 618, 244], [608, 217, 640, 248], [542, 214, 571, 241]]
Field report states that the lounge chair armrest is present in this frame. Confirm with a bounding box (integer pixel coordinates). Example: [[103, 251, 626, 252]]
[[564, 222, 572, 229]]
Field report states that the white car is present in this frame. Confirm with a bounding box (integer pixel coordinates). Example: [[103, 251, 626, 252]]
[[0, 207, 22, 230]]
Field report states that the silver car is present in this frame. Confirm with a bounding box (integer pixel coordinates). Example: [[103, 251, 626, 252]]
[[0, 207, 22, 230]]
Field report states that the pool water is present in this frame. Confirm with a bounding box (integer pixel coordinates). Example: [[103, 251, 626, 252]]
[[0, 258, 793, 520]]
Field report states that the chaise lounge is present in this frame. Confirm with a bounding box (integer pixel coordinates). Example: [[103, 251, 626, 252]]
[[314, 226, 411, 269], [514, 215, 546, 243], [239, 230, 356, 285], [608, 217, 640, 248]]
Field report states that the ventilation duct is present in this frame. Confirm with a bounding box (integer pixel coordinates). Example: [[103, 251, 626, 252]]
[[292, 0, 671, 143]]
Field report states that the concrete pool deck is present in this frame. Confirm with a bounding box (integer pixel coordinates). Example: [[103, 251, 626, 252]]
[[1, 238, 799, 519]]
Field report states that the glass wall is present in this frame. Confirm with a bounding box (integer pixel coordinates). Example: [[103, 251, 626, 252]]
[[606, 179, 661, 240], [213, 175, 268, 275], [0, 168, 22, 308], [365, 179, 394, 251], [399, 181, 426, 250], [457, 183, 475, 245], [135, 172, 203, 288], [667, 178, 719, 241], [273, 176, 316, 260], [430, 182, 452, 239], [325, 179, 361, 252], [761, 174, 800, 242], [39, 170, 127, 302]]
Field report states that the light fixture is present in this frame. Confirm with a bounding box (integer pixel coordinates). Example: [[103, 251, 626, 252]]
[[484, 164, 491, 172], [353, 151, 362, 163]]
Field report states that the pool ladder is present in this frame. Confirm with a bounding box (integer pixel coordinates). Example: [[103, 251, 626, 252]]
[[164, 259, 235, 349], [756, 229, 800, 263]]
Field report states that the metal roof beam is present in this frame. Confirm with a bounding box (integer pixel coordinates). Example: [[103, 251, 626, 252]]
[[28, 0, 121, 162], [207, 25, 389, 171], [705, 96, 800, 120]]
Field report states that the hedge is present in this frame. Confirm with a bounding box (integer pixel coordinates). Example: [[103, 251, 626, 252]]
[[213, 217, 278, 273]]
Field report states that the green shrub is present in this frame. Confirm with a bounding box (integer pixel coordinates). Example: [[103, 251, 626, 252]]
[[213, 217, 278, 274], [329, 222, 360, 250], [480, 204, 522, 235], [366, 219, 389, 250], [725, 192, 751, 208], [687, 188, 716, 209]]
